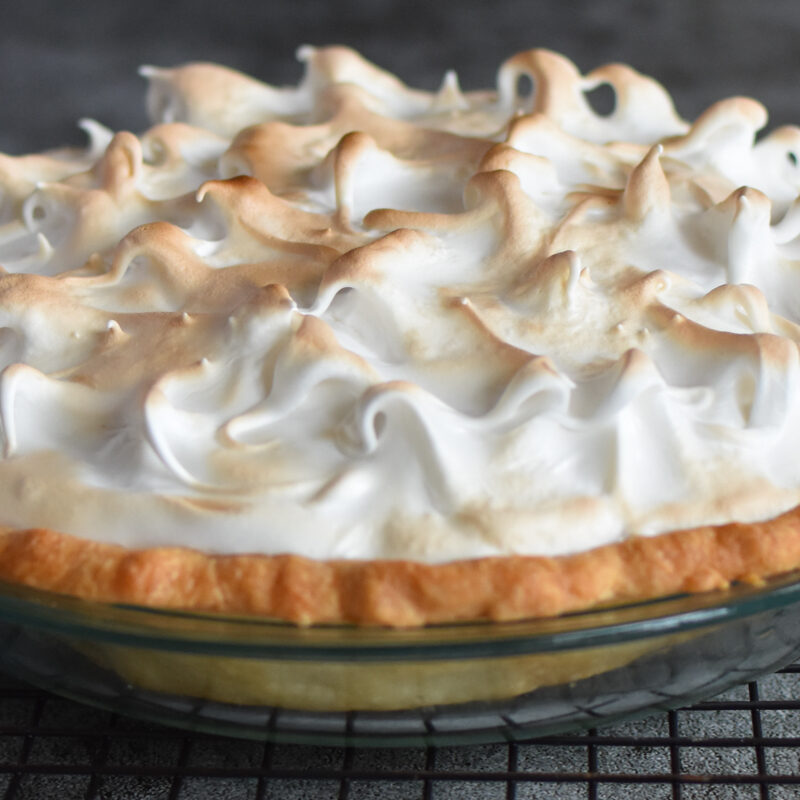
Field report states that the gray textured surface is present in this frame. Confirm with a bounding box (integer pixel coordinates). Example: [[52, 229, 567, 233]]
[[2, 0, 800, 154]]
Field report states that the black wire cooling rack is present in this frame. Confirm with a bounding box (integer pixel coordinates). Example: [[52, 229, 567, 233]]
[[1, 665, 800, 800]]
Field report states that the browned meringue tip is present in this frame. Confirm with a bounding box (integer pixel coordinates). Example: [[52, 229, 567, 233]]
[[622, 144, 670, 221]]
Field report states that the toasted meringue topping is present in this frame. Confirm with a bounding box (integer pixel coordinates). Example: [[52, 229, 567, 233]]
[[1, 47, 800, 561]]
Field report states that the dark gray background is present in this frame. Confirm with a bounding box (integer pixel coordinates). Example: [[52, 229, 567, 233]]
[[1, 0, 800, 153]]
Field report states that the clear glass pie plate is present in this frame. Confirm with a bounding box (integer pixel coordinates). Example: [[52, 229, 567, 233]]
[[1, 573, 800, 746]]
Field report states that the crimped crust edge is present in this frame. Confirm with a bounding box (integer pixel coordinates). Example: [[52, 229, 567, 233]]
[[1, 507, 799, 627]]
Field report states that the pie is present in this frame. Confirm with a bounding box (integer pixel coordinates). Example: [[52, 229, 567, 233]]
[[1, 47, 800, 627]]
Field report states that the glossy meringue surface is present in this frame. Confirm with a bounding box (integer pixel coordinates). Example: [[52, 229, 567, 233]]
[[1, 47, 800, 561]]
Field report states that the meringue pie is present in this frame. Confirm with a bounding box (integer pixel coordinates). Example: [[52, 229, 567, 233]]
[[1, 47, 800, 626]]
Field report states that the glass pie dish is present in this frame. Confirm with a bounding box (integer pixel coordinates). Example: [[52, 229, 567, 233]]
[[0, 573, 800, 747]]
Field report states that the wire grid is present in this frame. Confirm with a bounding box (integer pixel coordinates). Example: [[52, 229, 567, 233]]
[[1, 665, 800, 800]]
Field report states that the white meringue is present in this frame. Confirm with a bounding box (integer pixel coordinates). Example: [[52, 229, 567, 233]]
[[1, 47, 800, 562]]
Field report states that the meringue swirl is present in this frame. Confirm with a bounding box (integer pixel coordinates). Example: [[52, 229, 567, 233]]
[[1, 47, 800, 562]]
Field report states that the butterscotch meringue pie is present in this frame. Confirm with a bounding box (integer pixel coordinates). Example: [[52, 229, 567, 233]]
[[0, 47, 799, 626]]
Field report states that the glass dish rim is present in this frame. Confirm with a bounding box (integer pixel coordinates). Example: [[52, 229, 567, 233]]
[[1, 572, 800, 661]]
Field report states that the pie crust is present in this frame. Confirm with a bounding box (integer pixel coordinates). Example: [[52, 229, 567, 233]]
[[0, 507, 797, 626]]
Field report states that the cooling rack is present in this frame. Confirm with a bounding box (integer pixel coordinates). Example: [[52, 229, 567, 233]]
[[1, 665, 799, 799]]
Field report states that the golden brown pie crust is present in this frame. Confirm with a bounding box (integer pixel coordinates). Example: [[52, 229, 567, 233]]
[[1, 506, 798, 626]]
